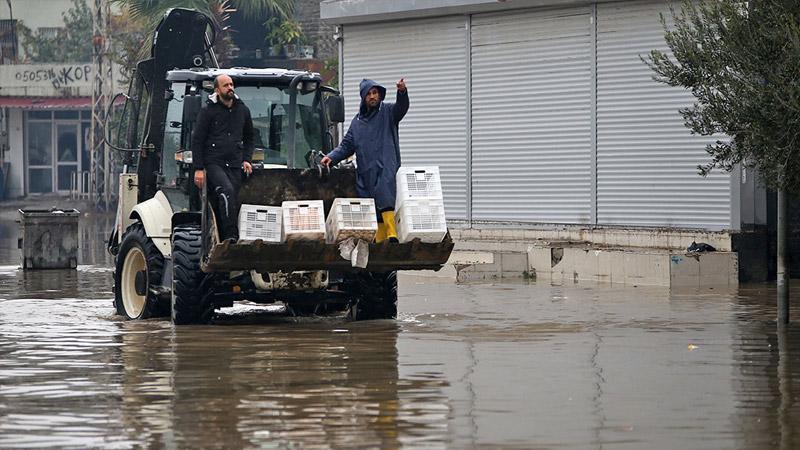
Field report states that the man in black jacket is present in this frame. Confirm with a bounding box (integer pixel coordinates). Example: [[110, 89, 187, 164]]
[[191, 74, 254, 241]]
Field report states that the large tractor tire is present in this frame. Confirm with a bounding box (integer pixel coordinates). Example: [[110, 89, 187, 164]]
[[348, 271, 398, 321], [171, 226, 209, 325], [114, 223, 168, 319]]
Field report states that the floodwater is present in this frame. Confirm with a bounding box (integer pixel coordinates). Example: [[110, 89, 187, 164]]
[[1, 213, 800, 449]]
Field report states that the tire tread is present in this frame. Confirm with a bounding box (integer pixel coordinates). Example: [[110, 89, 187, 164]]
[[171, 226, 207, 325]]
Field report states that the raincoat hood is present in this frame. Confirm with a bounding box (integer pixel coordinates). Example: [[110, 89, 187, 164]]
[[359, 78, 386, 117]]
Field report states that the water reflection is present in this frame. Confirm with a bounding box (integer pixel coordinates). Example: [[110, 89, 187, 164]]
[[2, 230, 800, 448], [729, 285, 800, 450], [115, 321, 428, 449], [0, 265, 112, 301]]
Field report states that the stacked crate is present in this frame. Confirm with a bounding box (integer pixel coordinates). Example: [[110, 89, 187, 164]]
[[238, 204, 283, 242], [281, 200, 327, 241], [326, 198, 378, 243], [394, 166, 447, 243]]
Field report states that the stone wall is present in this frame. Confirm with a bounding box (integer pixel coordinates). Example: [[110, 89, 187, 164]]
[[295, 0, 337, 62]]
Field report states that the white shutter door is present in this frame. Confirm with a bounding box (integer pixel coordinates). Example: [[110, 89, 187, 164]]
[[342, 17, 467, 220], [471, 8, 593, 223], [596, 0, 731, 229]]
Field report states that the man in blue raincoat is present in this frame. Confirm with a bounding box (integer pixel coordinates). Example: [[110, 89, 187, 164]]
[[321, 78, 409, 242]]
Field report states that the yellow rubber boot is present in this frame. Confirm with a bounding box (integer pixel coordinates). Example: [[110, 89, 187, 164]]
[[375, 222, 387, 243], [381, 210, 398, 243]]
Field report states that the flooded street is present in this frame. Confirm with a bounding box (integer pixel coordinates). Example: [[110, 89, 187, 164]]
[[1, 214, 800, 449]]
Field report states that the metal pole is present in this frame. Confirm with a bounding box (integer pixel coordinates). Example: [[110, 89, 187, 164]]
[[102, 0, 112, 210], [777, 325, 791, 450], [337, 25, 343, 143], [465, 15, 472, 228], [90, 0, 102, 208], [6, 0, 17, 62], [777, 188, 789, 325], [90, 0, 113, 210], [204, 32, 219, 68]]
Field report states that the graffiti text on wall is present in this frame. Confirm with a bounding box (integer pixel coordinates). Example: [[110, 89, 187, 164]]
[[14, 65, 92, 89]]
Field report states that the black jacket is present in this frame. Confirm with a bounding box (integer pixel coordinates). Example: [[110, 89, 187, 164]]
[[191, 93, 255, 170]]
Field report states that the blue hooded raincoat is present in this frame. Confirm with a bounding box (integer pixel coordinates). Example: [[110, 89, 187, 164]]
[[326, 79, 409, 211]]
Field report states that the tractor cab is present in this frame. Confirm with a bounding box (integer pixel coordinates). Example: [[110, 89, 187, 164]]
[[156, 68, 344, 213]]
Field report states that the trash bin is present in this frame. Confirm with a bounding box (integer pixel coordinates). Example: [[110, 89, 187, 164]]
[[18, 208, 80, 270]]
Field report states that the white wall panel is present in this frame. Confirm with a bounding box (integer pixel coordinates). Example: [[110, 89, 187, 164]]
[[470, 7, 593, 223], [342, 17, 468, 220], [596, 0, 731, 229]]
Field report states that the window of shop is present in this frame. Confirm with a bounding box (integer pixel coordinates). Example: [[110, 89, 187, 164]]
[[25, 110, 91, 194]]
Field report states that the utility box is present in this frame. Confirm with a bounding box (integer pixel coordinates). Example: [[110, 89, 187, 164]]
[[18, 208, 80, 270]]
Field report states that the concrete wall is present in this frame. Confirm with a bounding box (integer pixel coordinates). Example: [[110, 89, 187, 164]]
[[451, 226, 734, 252], [0, 63, 94, 97], [0, 63, 125, 97], [297, 0, 337, 61], [0, 0, 76, 29], [438, 240, 739, 287], [447, 226, 752, 284]]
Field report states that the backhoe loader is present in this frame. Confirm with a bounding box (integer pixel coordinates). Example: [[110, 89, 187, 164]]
[[108, 8, 453, 324]]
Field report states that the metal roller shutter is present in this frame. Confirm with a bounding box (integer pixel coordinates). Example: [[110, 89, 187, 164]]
[[341, 17, 468, 220], [471, 7, 593, 223], [596, 0, 731, 229]]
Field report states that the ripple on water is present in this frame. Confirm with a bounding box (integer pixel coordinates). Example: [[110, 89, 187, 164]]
[[2, 252, 800, 448]]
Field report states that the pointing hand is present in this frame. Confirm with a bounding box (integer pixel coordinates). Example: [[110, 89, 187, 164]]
[[396, 78, 406, 92]]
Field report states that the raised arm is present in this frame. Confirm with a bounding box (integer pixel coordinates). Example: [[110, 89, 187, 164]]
[[391, 78, 409, 123]]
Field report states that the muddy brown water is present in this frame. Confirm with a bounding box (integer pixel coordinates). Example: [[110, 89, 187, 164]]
[[1, 213, 800, 449]]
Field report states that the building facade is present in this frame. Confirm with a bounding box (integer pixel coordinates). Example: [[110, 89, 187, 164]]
[[0, 63, 97, 198], [0, 0, 122, 199], [321, 0, 767, 233]]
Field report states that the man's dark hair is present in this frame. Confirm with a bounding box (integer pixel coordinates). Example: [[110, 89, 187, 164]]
[[213, 75, 221, 88]]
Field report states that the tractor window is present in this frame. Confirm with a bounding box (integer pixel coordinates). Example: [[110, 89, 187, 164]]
[[112, 94, 132, 151], [233, 85, 324, 167], [161, 82, 185, 187], [134, 84, 151, 167]]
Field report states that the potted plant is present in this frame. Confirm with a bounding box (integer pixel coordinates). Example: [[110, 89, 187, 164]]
[[264, 17, 282, 56], [299, 36, 314, 59], [264, 17, 304, 58]]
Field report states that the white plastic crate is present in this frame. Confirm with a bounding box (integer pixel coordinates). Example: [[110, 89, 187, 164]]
[[396, 198, 447, 243], [238, 204, 283, 242], [326, 198, 378, 243], [282, 200, 326, 241], [395, 166, 443, 209]]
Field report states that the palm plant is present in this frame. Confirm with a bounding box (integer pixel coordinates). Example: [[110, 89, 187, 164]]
[[111, 0, 294, 64], [114, 0, 292, 23]]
